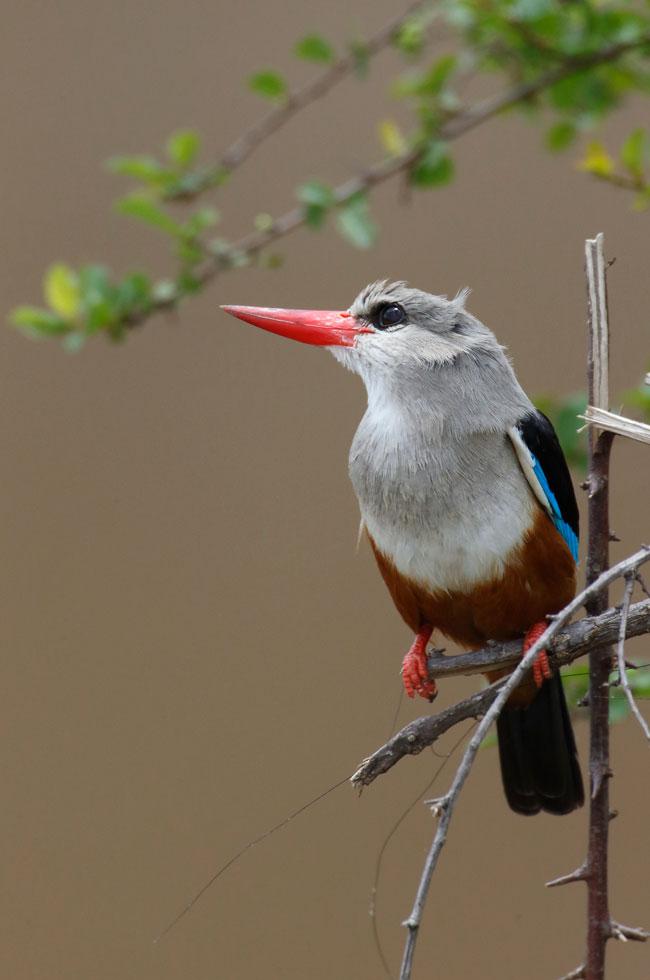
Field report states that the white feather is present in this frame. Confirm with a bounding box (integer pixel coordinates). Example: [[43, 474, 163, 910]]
[[507, 426, 553, 518]]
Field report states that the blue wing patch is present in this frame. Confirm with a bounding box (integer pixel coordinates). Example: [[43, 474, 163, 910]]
[[528, 451, 580, 561], [508, 411, 580, 564]]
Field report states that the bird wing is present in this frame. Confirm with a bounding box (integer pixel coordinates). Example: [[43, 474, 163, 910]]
[[508, 411, 579, 562]]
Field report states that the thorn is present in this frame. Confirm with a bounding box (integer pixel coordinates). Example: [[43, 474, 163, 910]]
[[424, 795, 449, 818], [580, 480, 589, 491], [546, 864, 588, 888], [591, 767, 613, 800], [607, 256, 617, 268], [609, 531, 621, 542], [609, 920, 649, 943], [558, 966, 585, 980], [609, 809, 619, 821]]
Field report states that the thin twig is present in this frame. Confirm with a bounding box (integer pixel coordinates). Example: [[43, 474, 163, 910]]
[[219, 1, 434, 177], [126, 34, 650, 328], [352, 592, 650, 788], [559, 967, 586, 980], [580, 406, 650, 446], [354, 548, 650, 980], [615, 576, 650, 742]]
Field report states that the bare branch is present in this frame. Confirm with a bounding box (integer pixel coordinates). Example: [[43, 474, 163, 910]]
[[584, 231, 614, 980], [559, 967, 586, 980], [546, 864, 588, 889], [580, 406, 650, 446], [352, 591, 650, 788], [585, 233, 610, 424], [615, 576, 650, 742], [394, 549, 649, 980], [170, 0, 436, 197], [609, 921, 650, 943], [426, 598, 650, 679]]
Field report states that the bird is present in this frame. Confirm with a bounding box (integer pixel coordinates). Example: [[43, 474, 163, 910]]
[[222, 281, 584, 816]]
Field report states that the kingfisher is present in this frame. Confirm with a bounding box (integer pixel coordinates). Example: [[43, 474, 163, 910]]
[[222, 281, 584, 816]]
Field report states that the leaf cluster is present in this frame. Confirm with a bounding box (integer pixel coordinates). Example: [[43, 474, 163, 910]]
[[9, 1, 650, 346]]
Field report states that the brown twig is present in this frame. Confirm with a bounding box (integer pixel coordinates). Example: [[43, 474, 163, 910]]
[[393, 549, 650, 980], [425, 599, 650, 679], [213, 0, 435, 181], [351, 586, 650, 789], [126, 34, 650, 328], [615, 575, 650, 742], [347, 548, 650, 980], [584, 232, 614, 980]]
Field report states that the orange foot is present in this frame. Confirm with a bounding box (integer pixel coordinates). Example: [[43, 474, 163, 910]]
[[524, 621, 553, 688], [402, 625, 437, 702]]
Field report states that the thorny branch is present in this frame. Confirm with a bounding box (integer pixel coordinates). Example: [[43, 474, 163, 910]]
[[352, 594, 650, 787], [583, 232, 615, 980], [616, 577, 650, 742], [353, 235, 650, 980], [348, 548, 650, 980]]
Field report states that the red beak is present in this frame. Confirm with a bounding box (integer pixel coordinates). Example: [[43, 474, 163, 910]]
[[221, 305, 371, 347]]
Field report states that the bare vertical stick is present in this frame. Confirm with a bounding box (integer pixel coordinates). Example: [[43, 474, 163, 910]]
[[585, 234, 610, 429], [584, 232, 614, 980]]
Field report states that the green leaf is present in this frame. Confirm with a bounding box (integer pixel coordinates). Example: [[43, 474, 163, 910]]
[[166, 130, 201, 169], [297, 180, 334, 229], [349, 40, 369, 78], [420, 54, 457, 96], [115, 272, 152, 318], [117, 194, 184, 237], [10, 306, 71, 337], [294, 34, 334, 63], [411, 141, 455, 187], [628, 665, 650, 696], [621, 128, 647, 179], [546, 121, 577, 152], [579, 142, 614, 177], [44, 263, 80, 318], [254, 212, 274, 232], [394, 16, 426, 57], [151, 279, 178, 304], [379, 119, 408, 157], [183, 207, 220, 237], [336, 193, 377, 249], [297, 180, 334, 208], [108, 155, 171, 185], [248, 70, 287, 102]]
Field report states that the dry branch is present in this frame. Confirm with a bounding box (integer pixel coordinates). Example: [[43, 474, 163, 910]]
[[580, 407, 650, 446], [352, 593, 650, 788], [615, 576, 650, 742], [390, 547, 650, 980], [584, 232, 614, 980]]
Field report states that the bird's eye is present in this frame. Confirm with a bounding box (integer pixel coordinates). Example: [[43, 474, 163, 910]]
[[377, 303, 406, 330]]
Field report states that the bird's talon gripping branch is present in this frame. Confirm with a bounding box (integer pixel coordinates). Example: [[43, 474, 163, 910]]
[[524, 621, 553, 688], [402, 625, 437, 701]]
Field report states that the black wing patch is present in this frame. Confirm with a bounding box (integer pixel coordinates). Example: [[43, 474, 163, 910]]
[[511, 410, 579, 561]]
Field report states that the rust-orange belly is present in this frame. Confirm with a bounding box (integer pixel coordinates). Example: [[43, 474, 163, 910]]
[[368, 507, 576, 650]]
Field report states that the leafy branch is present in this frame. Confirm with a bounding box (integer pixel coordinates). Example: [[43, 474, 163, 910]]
[[9, 1, 650, 348]]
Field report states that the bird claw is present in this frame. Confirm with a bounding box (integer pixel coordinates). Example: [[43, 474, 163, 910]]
[[523, 621, 553, 688], [402, 628, 437, 701]]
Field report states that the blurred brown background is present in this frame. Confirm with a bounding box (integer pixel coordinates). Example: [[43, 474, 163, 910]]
[[1, 2, 648, 978]]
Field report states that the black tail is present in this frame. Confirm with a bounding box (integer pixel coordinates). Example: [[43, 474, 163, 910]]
[[496, 672, 584, 816]]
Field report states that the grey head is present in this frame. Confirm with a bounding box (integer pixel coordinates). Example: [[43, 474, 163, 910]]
[[331, 280, 533, 437]]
